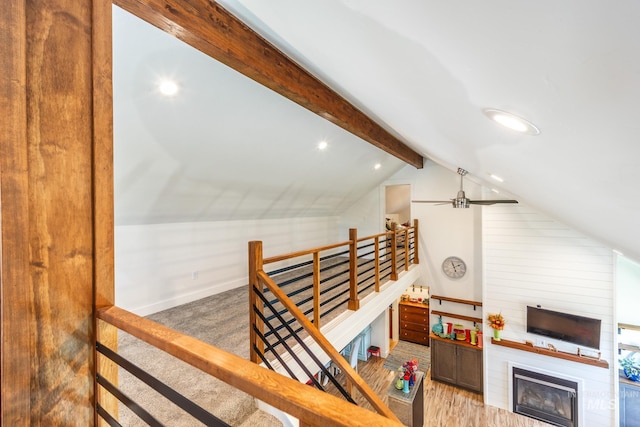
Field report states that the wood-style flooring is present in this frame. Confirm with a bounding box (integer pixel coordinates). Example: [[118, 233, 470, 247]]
[[331, 345, 551, 427]]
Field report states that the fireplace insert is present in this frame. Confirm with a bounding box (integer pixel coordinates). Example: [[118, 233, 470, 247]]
[[512, 367, 578, 427]]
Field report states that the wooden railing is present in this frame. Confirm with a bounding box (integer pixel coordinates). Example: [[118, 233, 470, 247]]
[[96, 306, 401, 427], [247, 220, 419, 422]]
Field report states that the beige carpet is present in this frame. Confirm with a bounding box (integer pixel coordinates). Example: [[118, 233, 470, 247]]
[[116, 286, 282, 426]]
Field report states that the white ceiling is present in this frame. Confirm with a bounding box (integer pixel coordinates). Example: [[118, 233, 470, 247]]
[[114, 2, 640, 262]]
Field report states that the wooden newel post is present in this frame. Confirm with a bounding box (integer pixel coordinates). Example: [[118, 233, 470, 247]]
[[348, 228, 360, 311], [413, 219, 420, 265], [390, 223, 398, 281], [248, 241, 265, 363]]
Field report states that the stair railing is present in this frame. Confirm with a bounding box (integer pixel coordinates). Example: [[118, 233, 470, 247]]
[[96, 306, 401, 427], [251, 268, 399, 422]]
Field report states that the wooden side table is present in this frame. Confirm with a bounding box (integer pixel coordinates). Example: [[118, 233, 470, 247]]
[[387, 371, 424, 427]]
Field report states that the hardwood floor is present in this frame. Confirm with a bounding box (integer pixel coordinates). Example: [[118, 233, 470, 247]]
[[326, 350, 551, 427]]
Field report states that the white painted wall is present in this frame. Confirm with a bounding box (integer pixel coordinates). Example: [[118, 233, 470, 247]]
[[482, 205, 615, 426], [616, 255, 640, 325], [115, 216, 340, 315]]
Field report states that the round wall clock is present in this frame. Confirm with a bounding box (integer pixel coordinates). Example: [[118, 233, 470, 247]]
[[442, 256, 466, 279]]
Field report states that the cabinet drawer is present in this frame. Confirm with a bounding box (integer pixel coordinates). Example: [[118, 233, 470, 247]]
[[400, 329, 429, 345], [400, 305, 429, 316], [401, 321, 429, 333], [400, 312, 428, 324]]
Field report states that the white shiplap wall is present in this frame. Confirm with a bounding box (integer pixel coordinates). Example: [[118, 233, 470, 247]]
[[115, 216, 340, 315], [483, 205, 615, 427]]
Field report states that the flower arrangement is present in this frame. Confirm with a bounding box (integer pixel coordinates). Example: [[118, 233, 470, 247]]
[[487, 313, 506, 330]]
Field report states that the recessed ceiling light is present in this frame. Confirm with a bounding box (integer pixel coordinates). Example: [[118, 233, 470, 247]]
[[490, 174, 504, 183], [483, 108, 540, 135], [317, 141, 328, 150], [374, 163, 382, 170], [158, 79, 179, 96]]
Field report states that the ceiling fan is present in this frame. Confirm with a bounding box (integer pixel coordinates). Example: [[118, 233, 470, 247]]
[[412, 168, 518, 208]]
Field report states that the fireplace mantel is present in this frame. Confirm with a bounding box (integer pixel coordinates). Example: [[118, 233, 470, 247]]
[[491, 338, 609, 369]]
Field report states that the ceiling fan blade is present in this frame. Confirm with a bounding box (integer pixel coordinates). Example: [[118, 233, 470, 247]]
[[468, 200, 519, 205], [412, 200, 453, 205]]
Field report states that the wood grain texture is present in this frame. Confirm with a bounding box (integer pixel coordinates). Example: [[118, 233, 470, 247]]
[[1, 2, 31, 425], [1, 0, 107, 424], [92, 0, 117, 424], [98, 306, 402, 427], [113, 0, 423, 168], [27, 0, 95, 423]]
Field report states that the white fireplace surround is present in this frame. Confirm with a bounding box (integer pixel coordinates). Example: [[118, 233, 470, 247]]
[[508, 362, 585, 426]]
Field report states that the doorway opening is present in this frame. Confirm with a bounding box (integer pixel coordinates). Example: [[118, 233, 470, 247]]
[[384, 184, 411, 352]]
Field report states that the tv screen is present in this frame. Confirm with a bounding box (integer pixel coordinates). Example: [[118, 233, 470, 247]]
[[526, 306, 601, 349]]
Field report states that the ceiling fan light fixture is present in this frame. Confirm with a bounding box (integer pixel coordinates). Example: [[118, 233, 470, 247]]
[[483, 108, 540, 135]]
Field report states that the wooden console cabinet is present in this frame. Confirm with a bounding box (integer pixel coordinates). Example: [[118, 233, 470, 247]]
[[399, 301, 429, 346], [430, 333, 483, 393]]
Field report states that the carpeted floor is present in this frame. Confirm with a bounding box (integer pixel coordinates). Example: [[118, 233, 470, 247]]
[[383, 340, 431, 374]]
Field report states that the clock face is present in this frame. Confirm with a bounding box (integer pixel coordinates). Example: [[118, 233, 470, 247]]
[[442, 256, 466, 279]]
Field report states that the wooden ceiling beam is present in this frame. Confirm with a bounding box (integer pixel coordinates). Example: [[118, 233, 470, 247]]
[[113, 0, 424, 168]]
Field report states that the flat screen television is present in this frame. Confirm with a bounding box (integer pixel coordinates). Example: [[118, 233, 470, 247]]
[[526, 305, 601, 349]]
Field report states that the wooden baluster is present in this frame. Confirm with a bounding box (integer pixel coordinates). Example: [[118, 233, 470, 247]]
[[248, 241, 265, 363], [413, 219, 420, 264], [390, 224, 398, 281], [348, 228, 360, 310]]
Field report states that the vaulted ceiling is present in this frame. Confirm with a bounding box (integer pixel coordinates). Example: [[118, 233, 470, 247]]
[[113, 1, 640, 262]]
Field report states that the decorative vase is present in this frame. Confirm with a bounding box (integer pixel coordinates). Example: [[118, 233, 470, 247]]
[[403, 378, 410, 393], [493, 328, 501, 341]]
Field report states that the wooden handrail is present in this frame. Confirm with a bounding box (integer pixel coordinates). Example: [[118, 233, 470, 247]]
[[257, 270, 400, 423], [97, 306, 401, 427]]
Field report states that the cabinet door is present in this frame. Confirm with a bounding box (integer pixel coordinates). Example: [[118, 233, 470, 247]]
[[431, 339, 457, 384], [456, 346, 483, 393]]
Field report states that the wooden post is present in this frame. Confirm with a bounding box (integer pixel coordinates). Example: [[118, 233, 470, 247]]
[[374, 236, 381, 292], [248, 241, 265, 363], [413, 219, 420, 265], [390, 224, 398, 281], [348, 228, 360, 311], [404, 228, 410, 271], [1, 0, 113, 425], [313, 252, 321, 328]]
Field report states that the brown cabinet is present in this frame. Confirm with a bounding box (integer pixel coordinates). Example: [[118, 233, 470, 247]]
[[430, 334, 483, 393], [399, 302, 429, 346]]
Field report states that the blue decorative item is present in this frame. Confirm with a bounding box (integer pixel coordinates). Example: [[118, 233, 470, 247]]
[[432, 316, 444, 334], [403, 378, 410, 393], [624, 366, 640, 382], [621, 355, 640, 382]]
